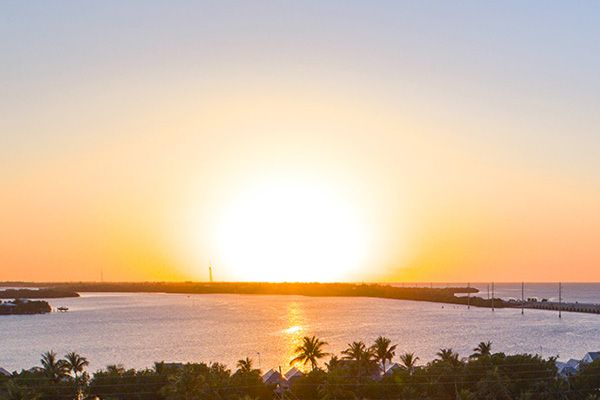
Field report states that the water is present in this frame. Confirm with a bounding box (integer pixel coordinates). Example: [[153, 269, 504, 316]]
[[1, 289, 600, 373]]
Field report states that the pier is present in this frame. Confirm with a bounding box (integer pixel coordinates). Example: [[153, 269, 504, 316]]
[[523, 301, 600, 314]]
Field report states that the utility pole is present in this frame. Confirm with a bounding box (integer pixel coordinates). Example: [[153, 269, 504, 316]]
[[491, 282, 495, 312], [559, 282, 562, 319], [521, 282, 525, 315], [467, 282, 470, 310]]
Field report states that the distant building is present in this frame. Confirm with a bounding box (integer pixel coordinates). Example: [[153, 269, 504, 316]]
[[284, 367, 304, 383], [556, 360, 579, 377], [384, 363, 402, 376], [556, 352, 600, 377], [581, 352, 600, 364], [0, 367, 11, 377], [262, 369, 285, 386]]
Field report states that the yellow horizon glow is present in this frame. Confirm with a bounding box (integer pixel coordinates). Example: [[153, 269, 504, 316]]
[[4, 2, 600, 283]]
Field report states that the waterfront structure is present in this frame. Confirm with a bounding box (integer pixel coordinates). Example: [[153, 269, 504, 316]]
[[556, 352, 600, 376]]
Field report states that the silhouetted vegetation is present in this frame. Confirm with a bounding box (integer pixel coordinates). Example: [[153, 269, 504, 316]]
[[0, 299, 51, 315], [1, 338, 598, 400], [1, 281, 498, 307], [0, 288, 79, 299]]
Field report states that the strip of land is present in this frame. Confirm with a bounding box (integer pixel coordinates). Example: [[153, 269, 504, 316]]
[[2, 281, 485, 305], [2, 281, 599, 314], [0, 288, 79, 299]]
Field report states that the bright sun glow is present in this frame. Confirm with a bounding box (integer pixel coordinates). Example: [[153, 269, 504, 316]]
[[215, 179, 368, 282]]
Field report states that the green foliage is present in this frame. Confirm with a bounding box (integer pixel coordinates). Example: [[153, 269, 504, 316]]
[[0, 343, 589, 400], [0, 380, 41, 400], [569, 359, 600, 398]]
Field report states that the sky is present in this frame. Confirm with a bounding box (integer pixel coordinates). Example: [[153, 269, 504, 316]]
[[1, 1, 599, 282]]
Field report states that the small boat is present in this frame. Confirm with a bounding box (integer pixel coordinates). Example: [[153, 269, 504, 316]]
[[57, 306, 69, 312]]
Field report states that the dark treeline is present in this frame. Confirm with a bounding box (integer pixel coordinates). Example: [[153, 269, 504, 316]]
[[2, 338, 600, 400], [0, 282, 503, 309], [0, 289, 79, 299], [0, 299, 51, 315]]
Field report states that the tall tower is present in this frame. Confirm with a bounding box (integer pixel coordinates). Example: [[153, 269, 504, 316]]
[[558, 282, 562, 319], [209, 259, 214, 283], [521, 281, 525, 315]]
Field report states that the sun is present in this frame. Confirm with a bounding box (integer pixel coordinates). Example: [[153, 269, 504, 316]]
[[215, 179, 368, 282]]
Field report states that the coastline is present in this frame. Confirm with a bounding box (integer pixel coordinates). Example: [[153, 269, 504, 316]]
[[2, 282, 599, 314]]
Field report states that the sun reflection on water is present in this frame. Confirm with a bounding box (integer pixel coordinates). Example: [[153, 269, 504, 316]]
[[284, 325, 302, 334], [283, 302, 306, 369]]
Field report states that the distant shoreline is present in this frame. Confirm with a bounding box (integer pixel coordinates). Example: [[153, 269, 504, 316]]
[[0, 288, 79, 299], [2, 282, 599, 314], [0, 281, 491, 307]]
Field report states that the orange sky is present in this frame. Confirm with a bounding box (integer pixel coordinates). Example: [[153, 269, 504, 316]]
[[1, 2, 600, 282]]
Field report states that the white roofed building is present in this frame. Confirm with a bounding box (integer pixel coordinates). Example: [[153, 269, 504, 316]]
[[581, 352, 600, 364]]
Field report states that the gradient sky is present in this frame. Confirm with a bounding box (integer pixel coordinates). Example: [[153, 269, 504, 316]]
[[1, 1, 599, 282]]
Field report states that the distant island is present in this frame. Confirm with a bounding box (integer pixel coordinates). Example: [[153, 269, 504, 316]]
[[0, 299, 52, 315], [1, 281, 490, 307], [0, 288, 79, 299]]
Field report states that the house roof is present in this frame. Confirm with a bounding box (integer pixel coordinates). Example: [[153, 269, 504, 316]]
[[557, 364, 578, 376], [284, 367, 303, 380], [584, 352, 600, 361], [566, 359, 580, 368], [0, 367, 11, 377], [384, 363, 402, 375], [262, 369, 284, 383]]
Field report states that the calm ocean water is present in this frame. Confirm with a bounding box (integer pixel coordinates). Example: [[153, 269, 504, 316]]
[[1, 284, 600, 373]]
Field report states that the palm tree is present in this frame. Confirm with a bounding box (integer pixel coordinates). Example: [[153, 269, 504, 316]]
[[105, 364, 125, 375], [236, 357, 254, 374], [471, 341, 493, 358], [436, 348, 460, 368], [64, 352, 89, 380], [342, 341, 370, 361], [342, 341, 375, 378], [371, 336, 397, 374], [290, 336, 328, 370], [40, 351, 68, 383], [399, 352, 419, 375], [325, 355, 341, 372]]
